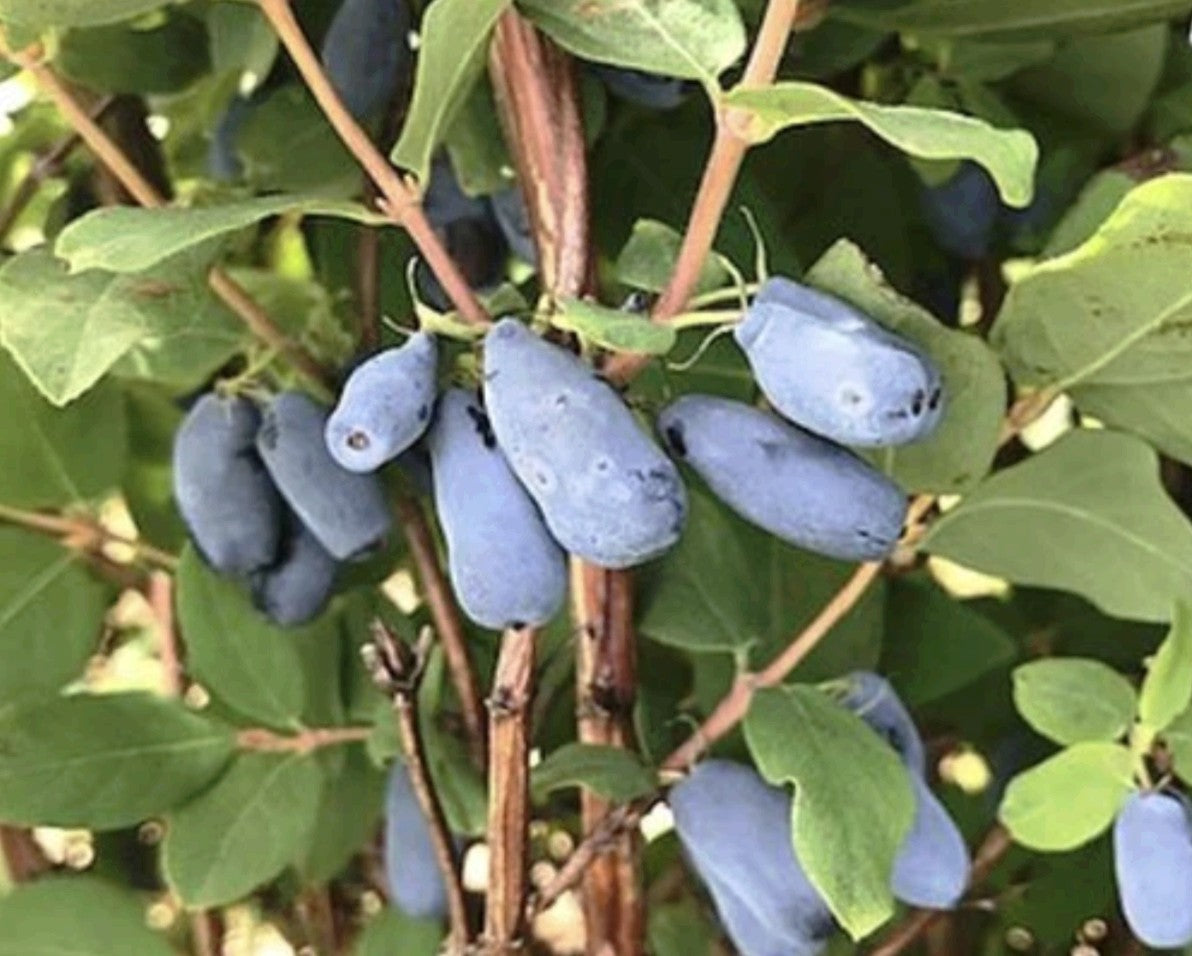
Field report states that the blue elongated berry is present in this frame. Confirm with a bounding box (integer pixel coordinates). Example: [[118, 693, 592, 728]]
[[840, 671, 926, 777], [488, 185, 537, 266], [838, 671, 969, 909], [735, 277, 944, 447], [324, 332, 438, 473], [920, 161, 1000, 261], [427, 389, 566, 630], [1114, 791, 1192, 948], [657, 396, 905, 562], [250, 511, 338, 627], [173, 393, 282, 575], [321, 0, 411, 121], [891, 774, 970, 909], [670, 760, 833, 956], [207, 96, 254, 182], [384, 762, 449, 919], [256, 392, 392, 561], [588, 63, 688, 110], [484, 319, 687, 568]]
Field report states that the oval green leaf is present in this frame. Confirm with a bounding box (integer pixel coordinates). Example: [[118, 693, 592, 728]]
[[1012, 658, 1137, 746]]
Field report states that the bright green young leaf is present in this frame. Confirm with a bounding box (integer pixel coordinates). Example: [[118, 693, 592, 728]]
[[0, 693, 237, 829], [998, 742, 1134, 851], [745, 685, 914, 939], [806, 240, 1007, 492], [391, 0, 512, 184], [530, 743, 656, 804], [639, 488, 885, 679], [0, 351, 127, 507], [724, 83, 1038, 206], [353, 908, 444, 956], [830, 0, 1192, 40], [880, 577, 1016, 707], [922, 430, 1192, 623], [517, 0, 747, 88], [163, 752, 323, 908], [175, 547, 311, 732], [0, 529, 107, 704], [56, 195, 384, 275], [0, 878, 174, 956], [0, 0, 165, 27], [0, 248, 244, 405], [550, 299, 677, 355], [1162, 706, 1192, 786], [1012, 659, 1136, 746], [615, 219, 732, 296], [994, 174, 1192, 466], [1138, 603, 1192, 734]]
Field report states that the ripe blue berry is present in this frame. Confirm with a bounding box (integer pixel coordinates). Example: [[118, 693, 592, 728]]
[[1114, 790, 1192, 948], [250, 511, 338, 627], [840, 671, 926, 776], [321, 0, 411, 121], [588, 64, 688, 110], [489, 185, 537, 266], [383, 762, 449, 919]]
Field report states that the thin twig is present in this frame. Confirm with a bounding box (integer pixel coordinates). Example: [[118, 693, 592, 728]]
[[0, 38, 334, 392], [365, 620, 472, 952], [484, 626, 536, 953], [255, 0, 488, 327], [0, 503, 179, 571], [236, 725, 373, 753], [603, 0, 803, 383], [0, 97, 113, 245], [396, 496, 487, 770], [190, 910, 222, 956], [146, 570, 183, 697], [867, 825, 1012, 956], [295, 887, 339, 956]]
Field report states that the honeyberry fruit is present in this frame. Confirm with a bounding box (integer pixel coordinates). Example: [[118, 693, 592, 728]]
[[321, 0, 411, 121], [735, 277, 944, 447], [324, 332, 438, 473], [589, 64, 687, 110], [920, 161, 1000, 261], [1113, 790, 1192, 948], [658, 395, 906, 562], [173, 393, 282, 576], [384, 762, 450, 920], [249, 510, 338, 627], [670, 760, 833, 956], [484, 318, 687, 568], [840, 671, 926, 776], [256, 391, 391, 561], [489, 185, 537, 266], [427, 389, 566, 629]]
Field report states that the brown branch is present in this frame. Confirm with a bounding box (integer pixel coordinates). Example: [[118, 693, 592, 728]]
[[365, 621, 473, 951], [0, 97, 113, 245], [484, 626, 536, 953], [604, 0, 803, 383], [295, 888, 339, 956], [396, 496, 487, 770], [255, 0, 488, 327], [0, 826, 49, 884], [236, 725, 373, 753], [147, 570, 183, 697], [0, 38, 334, 392], [867, 825, 1012, 956], [189, 911, 222, 956], [0, 502, 178, 572]]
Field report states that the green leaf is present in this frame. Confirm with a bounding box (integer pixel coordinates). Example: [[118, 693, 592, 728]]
[[353, 909, 444, 956], [805, 240, 1007, 492], [994, 174, 1192, 466], [206, 3, 278, 81], [530, 743, 656, 803], [0, 0, 166, 27], [297, 747, 386, 883], [443, 79, 514, 197], [0, 529, 107, 704], [0, 693, 236, 829], [56, 12, 211, 95], [647, 900, 718, 956], [922, 430, 1192, 623], [745, 685, 914, 939], [614, 219, 731, 296], [639, 488, 885, 680], [163, 752, 323, 907], [175, 547, 310, 732], [1043, 169, 1137, 259], [1012, 659, 1136, 746], [390, 0, 512, 184], [831, 0, 1192, 40], [0, 248, 243, 405], [880, 577, 1016, 707], [1162, 706, 1192, 786], [518, 0, 746, 88], [1138, 603, 1192, 734], [0, 350, 126, 507], [55, 195, 384, 276], [998, 742, 1134, 851], [550, 298, 676, 355], [724, 82, 1038, 206], [0, 877, 174, 955]]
